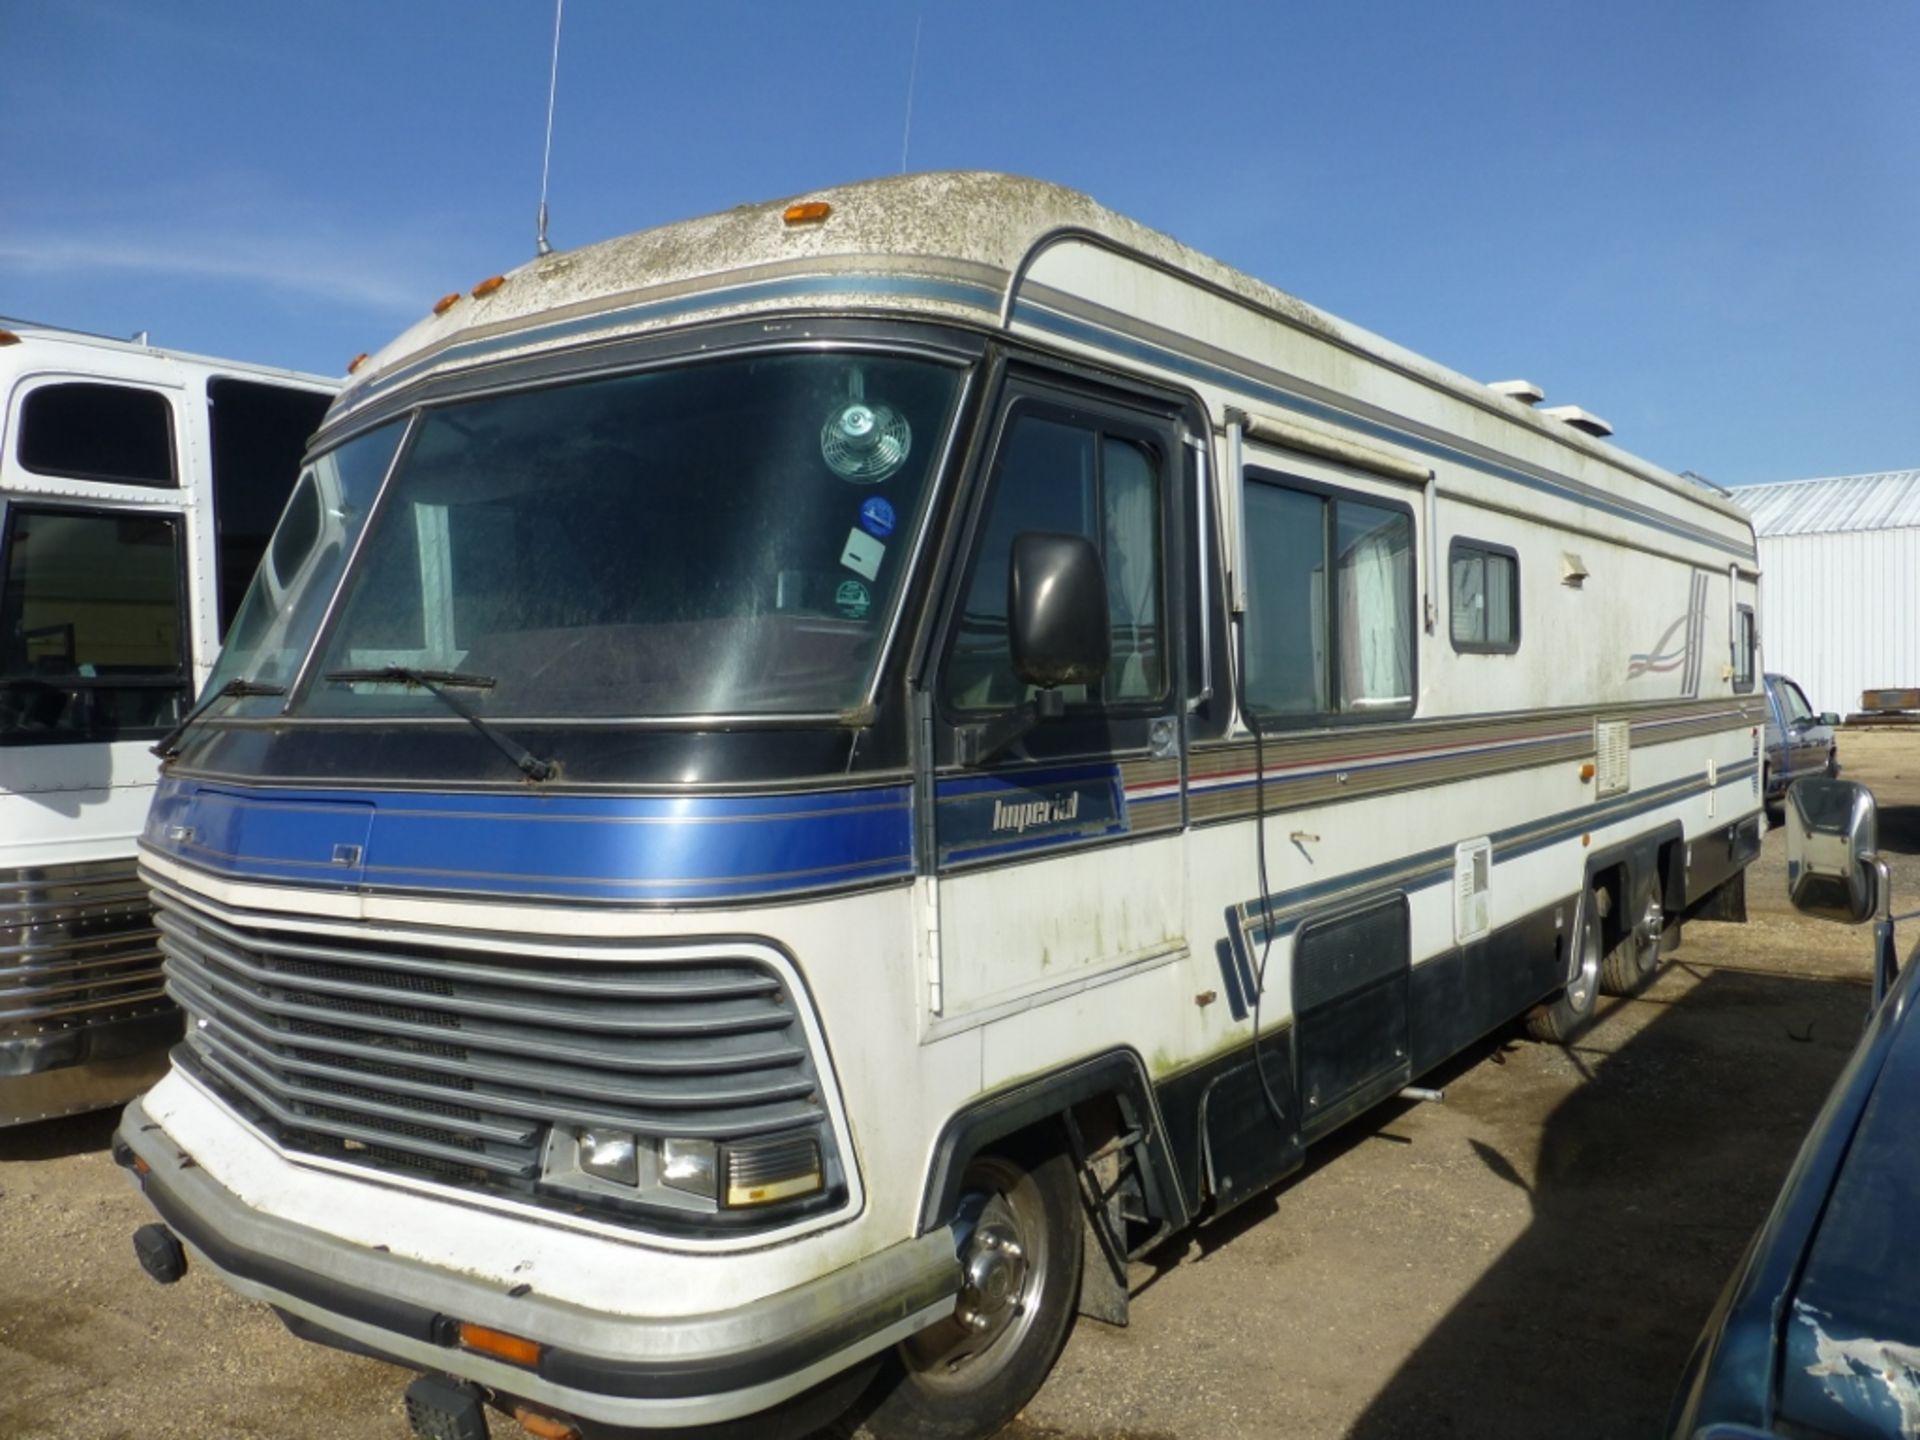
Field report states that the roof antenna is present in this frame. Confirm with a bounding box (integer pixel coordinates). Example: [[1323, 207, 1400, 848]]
[[535, 0, 565, 257], [899, 11, 923, 173]]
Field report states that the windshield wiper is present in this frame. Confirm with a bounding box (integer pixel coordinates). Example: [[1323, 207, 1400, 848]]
[[324, 666, 556, 782], [151, 677, 286, 759]]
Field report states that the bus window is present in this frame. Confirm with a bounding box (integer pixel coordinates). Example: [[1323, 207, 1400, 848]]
[[207, 379, 332, 637], [0, 506, 187, 740], [17, 382, 176, 487]]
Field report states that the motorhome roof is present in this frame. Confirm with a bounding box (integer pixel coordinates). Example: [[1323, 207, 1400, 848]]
[[337, 170, 1743, 523]]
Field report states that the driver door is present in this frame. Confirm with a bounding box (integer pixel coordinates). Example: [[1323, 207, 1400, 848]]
[[928, 376, 1189, 1023]]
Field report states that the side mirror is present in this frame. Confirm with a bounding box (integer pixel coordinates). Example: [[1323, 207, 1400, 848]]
[[1786, 777, 1880, 924], [1009, 531, 1109, 692], [1819, 712, 1841, 727]]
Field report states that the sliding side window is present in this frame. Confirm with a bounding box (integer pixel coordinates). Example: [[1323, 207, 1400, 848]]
[[1242, 472, 1414, 722], [946, 408, 1165, 711], [1449, 539, 1519, 653]]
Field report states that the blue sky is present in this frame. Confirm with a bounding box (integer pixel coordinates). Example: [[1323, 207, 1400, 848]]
[[4, 0, 1915, 486]]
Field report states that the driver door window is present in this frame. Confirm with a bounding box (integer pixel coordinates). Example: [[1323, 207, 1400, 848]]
[[944, 406, 1166, 714]]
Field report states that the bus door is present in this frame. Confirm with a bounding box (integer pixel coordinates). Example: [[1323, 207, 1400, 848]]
[[929, 377, 1190, 1025]]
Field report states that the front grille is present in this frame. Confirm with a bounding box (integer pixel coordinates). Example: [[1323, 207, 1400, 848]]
[[151, 885, 839, 1223], [1, 858, 169, 1039]]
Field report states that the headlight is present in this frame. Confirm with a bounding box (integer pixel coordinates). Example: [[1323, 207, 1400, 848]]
[[660, 1137, 717, 1200], [540, 1126, 825, 1214], [575, 1128, 639, 1186]]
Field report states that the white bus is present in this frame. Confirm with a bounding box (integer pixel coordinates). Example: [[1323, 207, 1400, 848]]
[[116, 174, 1763, 1440], [0, 322, 333, 1126]]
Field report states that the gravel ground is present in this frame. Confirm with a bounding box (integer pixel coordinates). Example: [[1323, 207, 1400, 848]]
[[5, 732, 1916, 1440]]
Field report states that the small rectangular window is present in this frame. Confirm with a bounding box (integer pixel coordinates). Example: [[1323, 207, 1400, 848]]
[[1243, 472, 1414, 723], [1449, 539, 1520, 654], [1733, 605, 1756, 691], [18, 382, 177, 487]]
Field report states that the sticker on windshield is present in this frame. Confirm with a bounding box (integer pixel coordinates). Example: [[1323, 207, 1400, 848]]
[[840, 528, 884, 582], [835, 579, 872, 619], [858, 496, 896, 539]]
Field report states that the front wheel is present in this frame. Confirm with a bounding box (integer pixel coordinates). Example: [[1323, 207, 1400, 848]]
[[853, 1146, 1083, 1440], [1526, 890, 1603, 1042]]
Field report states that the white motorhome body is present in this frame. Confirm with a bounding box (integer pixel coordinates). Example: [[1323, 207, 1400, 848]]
[[0, 324, 334, 1125], [117, 175, 1764, 1439]]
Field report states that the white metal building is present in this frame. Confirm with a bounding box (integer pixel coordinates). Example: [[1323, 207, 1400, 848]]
[[1735, 469, 1920, 715]]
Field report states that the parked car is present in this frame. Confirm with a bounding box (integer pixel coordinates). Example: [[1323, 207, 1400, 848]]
[[1762, 673, 1840, 807], [1669, 777, 1914, 1440]]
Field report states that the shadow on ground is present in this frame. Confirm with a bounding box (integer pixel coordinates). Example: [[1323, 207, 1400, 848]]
[[1342, 962, 1866, 1440]]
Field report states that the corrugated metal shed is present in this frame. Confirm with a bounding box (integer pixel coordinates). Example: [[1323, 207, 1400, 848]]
[[1736, 469, 1920, 537], [1734, 469, 1920, 714]]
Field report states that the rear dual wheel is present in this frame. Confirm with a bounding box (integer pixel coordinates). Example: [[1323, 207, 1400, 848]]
[[1599, 871, 1665, 995], [1526, 886, 1604, 1042]]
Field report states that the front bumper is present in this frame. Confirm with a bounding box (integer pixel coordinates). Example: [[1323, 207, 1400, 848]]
[[1, 1014, 178, 1125], [116, 1099, 961, 1430]]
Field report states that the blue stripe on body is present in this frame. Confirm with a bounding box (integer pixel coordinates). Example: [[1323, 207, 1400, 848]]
[[143, 778, 913, 905]]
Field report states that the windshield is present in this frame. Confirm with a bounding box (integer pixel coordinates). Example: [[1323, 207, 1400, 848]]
[[204, 419, 408, 714], [297, 351, 962, 720]]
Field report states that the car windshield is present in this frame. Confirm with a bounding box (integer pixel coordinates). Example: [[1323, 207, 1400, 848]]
[[296, 351, 962, 719]]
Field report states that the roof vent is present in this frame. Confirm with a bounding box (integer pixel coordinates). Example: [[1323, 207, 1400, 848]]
[[1540, 404, 1613, 438], [1489, 379, 1545, 406]]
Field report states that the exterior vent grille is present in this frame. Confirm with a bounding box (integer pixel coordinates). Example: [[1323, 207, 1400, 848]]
[[151, 884, 842, 1229], [1, 858, 170, 1038]]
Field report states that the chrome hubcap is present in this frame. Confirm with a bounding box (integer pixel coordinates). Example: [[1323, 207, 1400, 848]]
[[955, 1221, 1029, 1337]]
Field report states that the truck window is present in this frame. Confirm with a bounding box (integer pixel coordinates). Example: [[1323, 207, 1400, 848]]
[[945, 410, 1165, 711], [0, 506, 186, 740], [16, 382, 176, 487], [207, 379, 332, 637], [1449, 539, 1519, 653], [1243, 472, 1414, 721], [1734, 604, 1755, 691], [1780, 677, 1813, 723]]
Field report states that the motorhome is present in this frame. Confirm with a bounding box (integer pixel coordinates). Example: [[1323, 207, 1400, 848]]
[[116, 173, 1765, 1440], [0, 323, 334, 1125]]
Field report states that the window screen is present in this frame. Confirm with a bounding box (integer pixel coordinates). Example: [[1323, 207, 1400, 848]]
[[946, 410, 1165, 710], [1242, 474, 1414, 722], [1734, 605, 1755, 691], [18, 383, 176, 487], [0, 507, 187, 740], [1449, 540, 1519, 653]]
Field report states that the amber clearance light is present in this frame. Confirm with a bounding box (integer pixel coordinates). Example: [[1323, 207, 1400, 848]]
[[457, 1321, 543, 1369], [783, 201, 832, 225]]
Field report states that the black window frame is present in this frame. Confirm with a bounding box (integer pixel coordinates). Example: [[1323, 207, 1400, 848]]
[[0, 500, 193, 745], [936, 386, 1176, 725], [1733, 604, 1756, 692], [1240, 466, 1419, 730], [15, 380, 179, 488], [1447, 537, 1521, 655]]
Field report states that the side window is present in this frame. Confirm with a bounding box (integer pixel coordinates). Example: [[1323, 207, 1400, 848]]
[[1449, 539, 1519, 653], [1782, 680, 1813, 723], [945, 409, 1165, 711], [207, 379, 332, 637], [1243, 472, 1414, 722], [18, 383, 176, 487], [0, 506, 187, 741], [1733, 605, 1755, 691]]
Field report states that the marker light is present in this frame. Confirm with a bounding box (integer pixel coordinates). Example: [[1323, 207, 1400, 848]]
[[457, 1322, 543, 1369], [347, 353, 369, 374], [660, 1138, 718, 1200], [783, 201, 832, 225], [576, 1128, 639, 1186], [432, 292, 461, 316], [512, 1407, 580, 1440], [725, 1134, 824, 1208], [471, 274, 506, 298], [0, 330, 20, 346], [1579, 763, 1596, 782]]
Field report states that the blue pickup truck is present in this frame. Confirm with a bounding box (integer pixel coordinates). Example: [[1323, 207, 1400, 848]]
[[1762, 673, 1840, 808]]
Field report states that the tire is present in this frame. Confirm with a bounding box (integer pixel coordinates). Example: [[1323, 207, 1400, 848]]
[[1599, 869, 1664, 995], [852, 1146, 1083, 1440], [1827, 749, 1840, 780], [1526, 888, 1603, 1042]]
